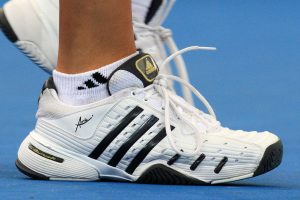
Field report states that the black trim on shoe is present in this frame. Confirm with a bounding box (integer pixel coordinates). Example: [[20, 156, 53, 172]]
[[190, 154, 206, 171], [214, 157, 228, 174], [107, 53, 159, 96], [253, 140, 283, 177], [167, 154, 180, 166], [39, 77, 58, 102], [16, 159, 49, 180], [108, 115, 159, 167], [41, 77, 57, 93], [137, 164, 206, 185], [0, 8, 19, 43], [89, 106, 144, 159], [125, 128, 167, 174], [125, 126, 174, 175]]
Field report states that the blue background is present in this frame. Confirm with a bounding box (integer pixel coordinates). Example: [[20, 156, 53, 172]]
[[0, 0, 299, 199]]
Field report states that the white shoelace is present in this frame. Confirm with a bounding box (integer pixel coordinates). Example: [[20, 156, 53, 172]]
[[133, 22, 216, 107], [133, 46, 220, 156]]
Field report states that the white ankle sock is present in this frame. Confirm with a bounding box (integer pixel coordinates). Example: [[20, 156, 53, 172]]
[[132, 0, 154, 22], [53, 52, 138, 106]]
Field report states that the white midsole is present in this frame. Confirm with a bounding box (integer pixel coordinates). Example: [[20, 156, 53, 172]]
[[20, 131, 138, 181], [18, 131, 260, 184]]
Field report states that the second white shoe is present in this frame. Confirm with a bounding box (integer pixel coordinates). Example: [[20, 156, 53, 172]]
[[16, 51, 283, 184]]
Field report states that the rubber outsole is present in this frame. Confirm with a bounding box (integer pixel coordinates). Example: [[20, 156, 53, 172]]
[[15, 139, 283, 184], [16, 159, 49, 180], [137, 164, 206, 185], [0, 8, 18, 42], [253, 140, 283, 177]]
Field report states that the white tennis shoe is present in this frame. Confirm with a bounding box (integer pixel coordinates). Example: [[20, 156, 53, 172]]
[[16, 50, 283, 184]]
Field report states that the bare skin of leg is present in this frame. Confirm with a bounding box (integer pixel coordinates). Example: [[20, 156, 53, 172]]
[[57, 0, 136, 74]]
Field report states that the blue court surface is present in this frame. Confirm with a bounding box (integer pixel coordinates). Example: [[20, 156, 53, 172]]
[[0, 0, 299, 199]]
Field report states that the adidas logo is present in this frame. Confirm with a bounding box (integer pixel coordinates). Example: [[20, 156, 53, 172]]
[[135, 55, 158, 82], [145, 58, 157, 75]]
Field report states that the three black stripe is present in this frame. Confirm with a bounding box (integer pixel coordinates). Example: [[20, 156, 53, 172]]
[[89, 105, 228, 175], [89, 106, 168, 175], [108, 115, 159, 167], [89, 106, 143, 159]]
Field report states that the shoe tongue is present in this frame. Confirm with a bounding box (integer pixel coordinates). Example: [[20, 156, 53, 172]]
[[107, 53, 159, 95]]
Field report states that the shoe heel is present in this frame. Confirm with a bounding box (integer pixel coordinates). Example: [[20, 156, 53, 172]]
[[0, 0, 57, 72], [17, 133, 101, 181]]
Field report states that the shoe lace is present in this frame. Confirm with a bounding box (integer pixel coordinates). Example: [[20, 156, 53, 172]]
[[133, 21, 215, 106], [134, 46, 220, 156]]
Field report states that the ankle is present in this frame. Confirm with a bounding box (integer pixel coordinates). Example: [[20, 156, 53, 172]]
[[53, 52, 138, 106]]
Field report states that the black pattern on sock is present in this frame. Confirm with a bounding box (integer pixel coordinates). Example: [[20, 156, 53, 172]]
[[92, 72, 108, 84], [77, 72, 108, 90]]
